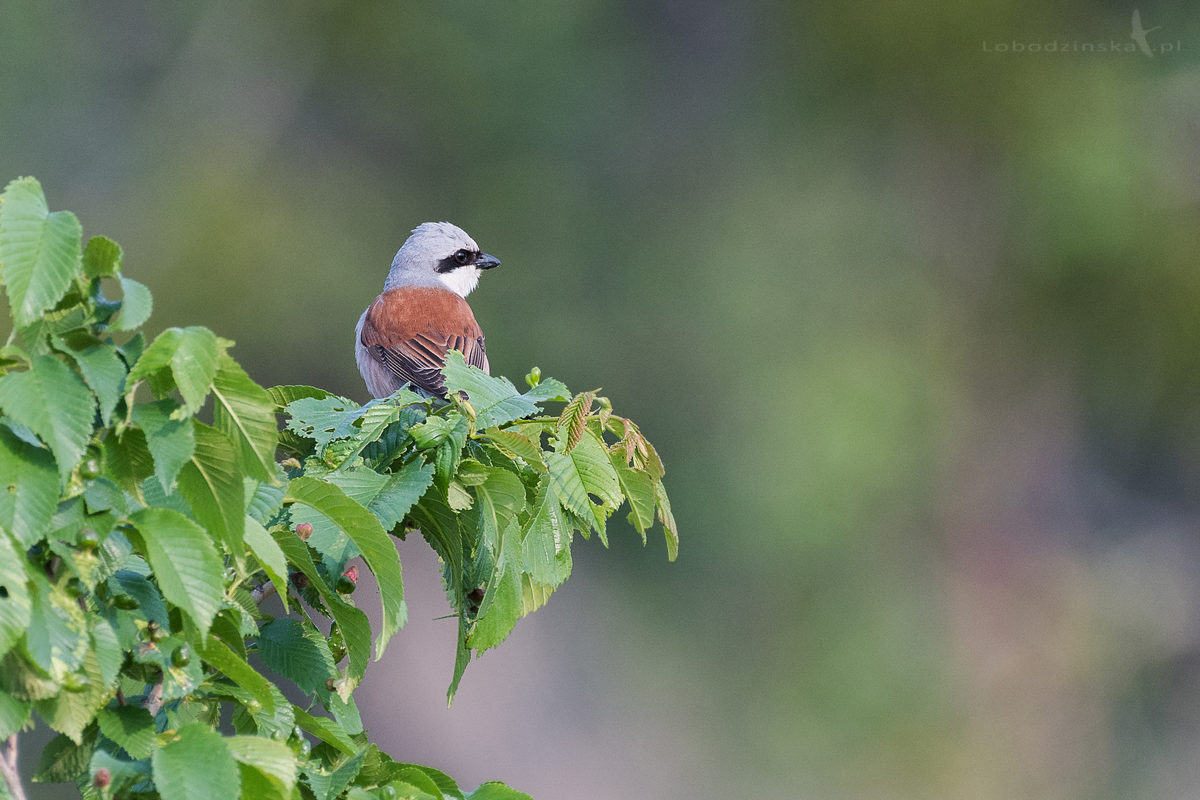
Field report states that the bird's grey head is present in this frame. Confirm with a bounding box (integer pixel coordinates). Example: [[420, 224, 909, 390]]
[[383, 221, 501, 297]]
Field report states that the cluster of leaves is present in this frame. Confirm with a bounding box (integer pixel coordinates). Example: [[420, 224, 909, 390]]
[[0, 178, 677, 800]]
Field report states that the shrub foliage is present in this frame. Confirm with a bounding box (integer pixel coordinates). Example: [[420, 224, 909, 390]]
[[0, 177, 677, 799]]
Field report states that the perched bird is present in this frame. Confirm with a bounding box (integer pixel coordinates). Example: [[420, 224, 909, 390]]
[[355, 222, 500, 398]]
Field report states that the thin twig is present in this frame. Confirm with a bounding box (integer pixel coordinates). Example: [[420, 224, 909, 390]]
[[0, 734, 28, 800]]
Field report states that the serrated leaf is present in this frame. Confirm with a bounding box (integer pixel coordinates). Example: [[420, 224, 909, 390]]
[[177, 421, 244, 555], [128, 508, 225, 635], [655, 481, 679, 561], [109, 570, 169, 628], [471, 467, 525, 563], [82, 235, 121, 279], [556, 390, 595, 454], [0, 427, 57, 547], [227, 735, 296, 795], [197, 636, 277, 715], [0, 532, 31, 660], [267, 384, 331, 407], [393, 764, 464, 800], [32, 730, 95, 784], [34, 641, 112, 743], [26, 570, 87, 674], [466, 782, 534, 800], [246, 476, 285, 525], [303, 748, 364, 800], [369, 459, 435, 531], [270, 531, 371, 690], [285, 477, 406, 658], [132, 399, 195, 491], [441, 351, 537, 428], [103, 426, 154, 496], [212, 354, 277, 481], [109, 276, 152, 331], [483, 428, 546, 472], [54, 336, 125, 426], [0, 177, 82, 327], [0, 690, 30, 739], [244, 516, 289, 612], [520, 479, 572, 588], [610, 452, 656, 541], [292, 706, 357, 756], [547, 429, 621, 543], [96, 706, 156, 759], [283, 395, 360, 451], [257, 618, 337, 695], [326, 391, 424, 468], [152, 723, 241, 800], [0, 356, 95, 483], [467, 519, 522, 653], [128, 326, 219, 416]]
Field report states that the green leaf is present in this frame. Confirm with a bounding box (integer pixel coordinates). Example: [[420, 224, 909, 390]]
[[128, 507, 225, 635], [267, 384, 331, 408], [89, 617, 123, 687], [152, 723, 241, 800], [0, 427, 58, 547], [292, 705, 357, 756], [34, 642, 112, 743], [128, 326, 219, 416], [109, 277, 152, 331], [0, 177, 82, 327], [226, 735, 297, 795], [0, 355, 96, 483], [197, 636, 277, 715], [0, 690, 30, 739], [257, 618, 336, 695], [609, 452, 656, 541], [132, 399, 195, 491], [369, 460, 435, 531], [54, 335, 126, 426], [324, 391, 425, 468], [285, 477, 406, 658], [556, 390, 595, 454], [483, 428, 546, 472], [520, 479, 572, 588], [468, 519, 522, 653], [32, 730, 95, 784], [441, 351, 537, 428], [82, 235, 121, 279], [103, 426, 154, 496], [271, 530, 371, 690], [547, 429, 621, 544], [177, 421, 245, 555], [212, 354, 277, 481], [0, 532, 32, 660], [96, 706, 156, 759], [655, 481, 679, 561], [303, 748, 364, 800], [25, 571, 88, 674], [466, 782, 534, 800], [392, 764, 464, 800], [471, 467, 525, 563], [244, 516, 289, 612], [521, 377, 570, 404], [283, 395, 360, 451]]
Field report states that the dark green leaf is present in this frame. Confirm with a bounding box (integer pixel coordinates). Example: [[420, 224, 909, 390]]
[[244, 516, 289, 612], [0, 177, 82, 328], [212, 354, 277, 481], [128, 508, 225, 634], [267, 384, 331, 408], [441, 351, 537, 428], [127, 326, 219, 416], [54, 336, 125, 426], [132, 399, 195, 492], [292, 706, 357, 756], [103, 426, 154, 496], [0, 532, 32, 659], [151, 723, 241, 800], [32, 730, 95, 784], [303, 748, 364, 800], [96, 706, 156, 759], [0, 355, 95, 483], [197, 635, 277, 714], [285, 477, 406, 658], [82, 235, 121, 279], [109, 277, 152, 331], [177, 421, 244, 555], [0, 427, 57, 547], [257, 618, 336, 695]]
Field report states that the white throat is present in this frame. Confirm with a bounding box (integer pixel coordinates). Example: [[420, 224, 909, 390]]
[[438, 267, 480, 298]]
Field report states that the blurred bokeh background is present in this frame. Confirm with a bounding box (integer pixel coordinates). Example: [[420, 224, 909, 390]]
[[5, 1, 1200, 797]]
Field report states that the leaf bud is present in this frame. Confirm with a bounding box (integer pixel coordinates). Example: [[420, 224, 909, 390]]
[[525, 366, 541, 387]]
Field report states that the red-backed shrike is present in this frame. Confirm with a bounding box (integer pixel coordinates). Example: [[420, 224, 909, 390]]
[[355, 222, 500, 398]]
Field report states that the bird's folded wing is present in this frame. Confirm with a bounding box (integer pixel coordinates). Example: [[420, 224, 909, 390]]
[[360, 289, 488, 396]]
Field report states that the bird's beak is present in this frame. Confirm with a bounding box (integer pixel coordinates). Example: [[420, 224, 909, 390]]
[[477, 252, 501, 270]]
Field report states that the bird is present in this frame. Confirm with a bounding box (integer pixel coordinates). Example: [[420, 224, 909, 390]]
[[355, 222, 501, 399]]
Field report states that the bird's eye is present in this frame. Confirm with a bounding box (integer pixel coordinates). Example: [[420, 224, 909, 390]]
[[453, 249, 472, 266]]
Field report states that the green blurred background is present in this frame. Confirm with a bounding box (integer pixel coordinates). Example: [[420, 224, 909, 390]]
[[5, 1, 1200, 797]]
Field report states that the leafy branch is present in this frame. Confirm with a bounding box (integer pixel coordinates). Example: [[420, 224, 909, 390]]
[[0, 177, 677, 800]]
